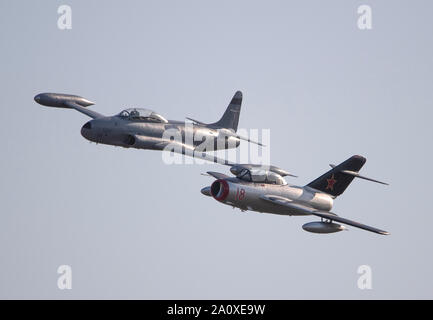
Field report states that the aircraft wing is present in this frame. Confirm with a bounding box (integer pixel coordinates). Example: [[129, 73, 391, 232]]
[[260, 195, 389, 235], [260, 195, 317, 215], [206, 171, 231, 179], [64, 101, 104, 119], [132, 135, 236, 166], [190, 150, 236, 166], [310, 211, 389, 235], [217, 128, 266, 147], [184, 121, 265, 146], [159, 140, 236, 166]]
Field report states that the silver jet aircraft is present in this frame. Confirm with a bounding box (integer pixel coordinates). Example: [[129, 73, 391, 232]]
[[201, 155, 390, 235], [34, 91, 262, 159]]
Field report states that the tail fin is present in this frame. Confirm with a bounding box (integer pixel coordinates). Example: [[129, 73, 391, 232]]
[[210, 91, 242, 131], [306, 155, 367, 197]]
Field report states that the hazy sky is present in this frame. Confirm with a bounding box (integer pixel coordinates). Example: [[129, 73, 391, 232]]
[[0, 0, 432, 299]]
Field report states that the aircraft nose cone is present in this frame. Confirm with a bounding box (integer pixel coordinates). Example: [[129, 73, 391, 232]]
[[201, 186, 211, 197], [81, 121, 93, 140], [34, 94, 41, 103], [82, 121, 92, 130]]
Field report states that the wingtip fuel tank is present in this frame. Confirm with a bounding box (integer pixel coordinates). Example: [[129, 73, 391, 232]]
[[34, 93, 95, 108]]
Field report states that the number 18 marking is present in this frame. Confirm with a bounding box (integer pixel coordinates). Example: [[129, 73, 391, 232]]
[[236, 188, 246, 200]]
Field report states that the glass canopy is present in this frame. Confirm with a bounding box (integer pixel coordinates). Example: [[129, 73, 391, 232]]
[[118, 108, 168, 123], [236, 168, 287, 185]]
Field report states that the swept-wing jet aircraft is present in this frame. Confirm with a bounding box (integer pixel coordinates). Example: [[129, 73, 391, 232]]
[[34, 91, 262, 161], [201, 155, 390, 235]]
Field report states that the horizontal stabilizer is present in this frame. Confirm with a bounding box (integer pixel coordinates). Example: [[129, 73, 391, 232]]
[[186, 117, 206, 125], [329, 164, 389, 185]]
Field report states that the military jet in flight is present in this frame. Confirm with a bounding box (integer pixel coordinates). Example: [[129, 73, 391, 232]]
[[201, 155, 390, 235], [34, 91, 262, 161]]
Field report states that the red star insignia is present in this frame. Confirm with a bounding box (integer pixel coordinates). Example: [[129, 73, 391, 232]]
[[326, 174, 337, 191]]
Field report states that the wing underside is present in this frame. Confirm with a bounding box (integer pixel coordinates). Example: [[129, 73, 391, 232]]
[[260, 195, 389, 235], [132, 135, 236, 166], [310, 211, 389, 235], [64, 101, 104, 119]]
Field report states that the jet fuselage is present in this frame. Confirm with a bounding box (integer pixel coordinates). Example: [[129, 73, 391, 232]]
[[34, 92, 244, 153], [205, 178, 334, 215], [80, 116, 241, 151]]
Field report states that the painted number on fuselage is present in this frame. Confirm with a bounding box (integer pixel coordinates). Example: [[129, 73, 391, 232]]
[[236, 188, 246, 201]]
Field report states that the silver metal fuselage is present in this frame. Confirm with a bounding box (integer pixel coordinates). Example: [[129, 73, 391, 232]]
[[208, 178, 334, 216], [81, 116, 240, 150], [34, 92, 243, 152]]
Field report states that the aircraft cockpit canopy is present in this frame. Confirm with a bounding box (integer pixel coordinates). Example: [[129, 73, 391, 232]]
[[118, 108, 168, 123], [236, 168, 287, 185]]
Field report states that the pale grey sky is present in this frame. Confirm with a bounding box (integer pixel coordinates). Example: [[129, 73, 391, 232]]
[[0, 0, 432, 299]]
